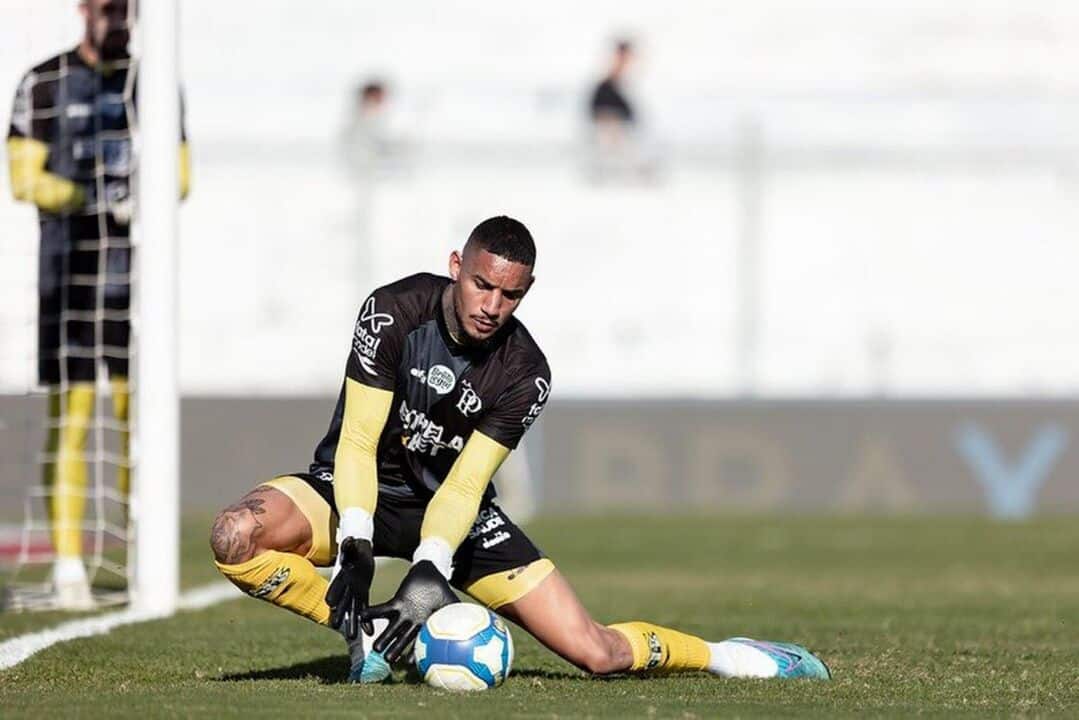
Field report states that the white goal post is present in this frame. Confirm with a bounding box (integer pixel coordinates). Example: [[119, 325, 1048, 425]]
[[132, 0, 180, 615]]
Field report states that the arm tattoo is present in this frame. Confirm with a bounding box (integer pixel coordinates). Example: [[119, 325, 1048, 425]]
[[211, 486, 273, 564]]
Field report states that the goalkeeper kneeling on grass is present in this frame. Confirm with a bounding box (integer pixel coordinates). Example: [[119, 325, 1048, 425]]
[[209, 216, 831, 682]]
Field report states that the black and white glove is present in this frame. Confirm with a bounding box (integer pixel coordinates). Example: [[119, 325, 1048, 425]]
[[360, 560, 459, 662], [326, 536, 375, 640]]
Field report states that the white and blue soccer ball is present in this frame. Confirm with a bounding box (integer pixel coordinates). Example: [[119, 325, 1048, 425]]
[[414, 603, 513, 691]]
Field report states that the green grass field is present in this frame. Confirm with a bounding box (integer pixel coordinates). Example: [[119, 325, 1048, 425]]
[[2, 514, 1077, 718]]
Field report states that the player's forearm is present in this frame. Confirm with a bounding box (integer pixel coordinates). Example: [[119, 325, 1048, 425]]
[[416, 432, 509, 577], [332, 379, 393, 540], [7, 137, 84, 212]]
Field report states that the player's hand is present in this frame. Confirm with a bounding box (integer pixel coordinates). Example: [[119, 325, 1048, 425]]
[[326, 536, 375, 640], [361, 560, 459, 662]]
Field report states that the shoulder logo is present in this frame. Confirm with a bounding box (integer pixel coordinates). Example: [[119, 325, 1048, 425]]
[[360, 296, 394, 334]]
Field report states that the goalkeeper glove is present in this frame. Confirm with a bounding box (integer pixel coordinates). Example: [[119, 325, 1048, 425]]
[[361, 560, 459, 663], [326, 536, 375, 640]]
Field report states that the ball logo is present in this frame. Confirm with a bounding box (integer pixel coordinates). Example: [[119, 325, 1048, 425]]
[[427, 364, 456, 395]]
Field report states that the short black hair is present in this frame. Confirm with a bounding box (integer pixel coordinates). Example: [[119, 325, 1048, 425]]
[[465, 216, 536, 267], [358, 80, 385, 101]]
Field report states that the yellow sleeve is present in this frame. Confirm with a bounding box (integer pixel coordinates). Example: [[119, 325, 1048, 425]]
[[179, 142, 191, 200], [7, 137, 84, 213], [420, 432, 510, 551], [332, 378, 394, 521]]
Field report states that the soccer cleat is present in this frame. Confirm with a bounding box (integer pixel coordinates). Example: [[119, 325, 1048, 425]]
[[339, 616, 391, 684], [725, 637, 831, 680], [352, 650, 392, 684]]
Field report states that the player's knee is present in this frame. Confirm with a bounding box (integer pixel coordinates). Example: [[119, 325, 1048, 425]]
[[210, 505, 262, 565]]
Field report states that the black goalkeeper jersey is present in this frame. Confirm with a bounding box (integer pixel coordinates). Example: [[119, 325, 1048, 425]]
[[8, 48, 186, 383], [8, 49, 149, 290], [310, 273, 551, 501]]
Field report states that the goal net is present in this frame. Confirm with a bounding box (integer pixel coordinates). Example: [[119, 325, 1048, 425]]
[[0, 0, 179, 613]]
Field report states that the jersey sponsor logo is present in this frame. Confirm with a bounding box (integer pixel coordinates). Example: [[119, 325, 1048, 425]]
[[409, 364, 458, 395], [456, 380, 483, 417], [399, 400, 465, 457], [360, 296, 394, 334], [427, 364, 456, 394], [522, 376, 550, 427]]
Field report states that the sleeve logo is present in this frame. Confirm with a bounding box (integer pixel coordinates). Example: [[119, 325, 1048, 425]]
[[360, 296, 395, 333], [535, 377, 550, 402], [352, 296, 394, 376], [522, 376, 550, 427]]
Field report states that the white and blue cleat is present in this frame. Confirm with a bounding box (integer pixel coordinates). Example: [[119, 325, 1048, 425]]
[[350, 650, 392, 684], [339, 616, 392, 684], [725, 637, 832, 680]]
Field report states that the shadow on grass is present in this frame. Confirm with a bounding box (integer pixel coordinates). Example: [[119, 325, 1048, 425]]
[[218, 655, 348, 684], [218, 657, 587, 685]]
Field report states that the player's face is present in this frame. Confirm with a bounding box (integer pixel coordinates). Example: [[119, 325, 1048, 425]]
[[81, 0, 129, 59], [449, 248, 533, 342]]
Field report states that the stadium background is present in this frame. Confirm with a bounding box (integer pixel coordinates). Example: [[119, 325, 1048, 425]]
[[0, 3, 1076, 521]]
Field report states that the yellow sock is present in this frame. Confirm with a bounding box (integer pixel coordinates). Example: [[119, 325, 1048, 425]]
[[110, 379, 130, 500], [608, 621, 711, 674], [216, 550, 331, 626], [45, 384, 95, 559]]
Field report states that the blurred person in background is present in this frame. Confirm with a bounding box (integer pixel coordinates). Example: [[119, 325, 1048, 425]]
[[586, 38, 658, 181], [5, 0, 190, 609], [341, 78, 410, 176], [342, 80, 390, 171], [589, 39, 636, 141]]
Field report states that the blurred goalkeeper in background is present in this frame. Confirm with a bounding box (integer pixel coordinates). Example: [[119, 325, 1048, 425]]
[[6, 0, 190, 608], [210, 216, 830, 683]]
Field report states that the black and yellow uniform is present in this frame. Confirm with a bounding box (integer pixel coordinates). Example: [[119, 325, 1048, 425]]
[[7, 47, 189, 562], [217, 271, 717, 676], [7, 47, 189, 385], [271, 272, 552, 597]]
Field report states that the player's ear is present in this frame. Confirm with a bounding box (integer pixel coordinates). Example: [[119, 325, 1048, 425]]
[[448, 250, 463, 281]]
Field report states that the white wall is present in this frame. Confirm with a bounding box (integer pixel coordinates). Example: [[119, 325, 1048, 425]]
[[1, 1, 1075, 396]]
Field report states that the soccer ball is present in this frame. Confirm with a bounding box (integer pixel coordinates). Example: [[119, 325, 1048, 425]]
[[414, 603, 513, 691]]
